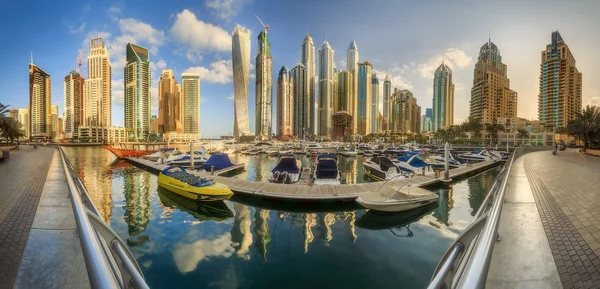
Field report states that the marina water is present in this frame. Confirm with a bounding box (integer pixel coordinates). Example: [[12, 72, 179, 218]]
[[63, 146, 500, 289]]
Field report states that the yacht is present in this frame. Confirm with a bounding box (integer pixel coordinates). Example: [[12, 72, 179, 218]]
[[161, 149, 208, 167], [341, 146, 358, 157], [461, 149, 501, 163], [143, 147, 176, 162], [382, 146, 409, 156], [425, 150, 464, 170], [363, 150, 374, 157], [395, 154, 431, 175], [363, 156, 411, 181], [304, 142, 324, 154], [313, 154, 341, 185], [269, 154, 303, 184]]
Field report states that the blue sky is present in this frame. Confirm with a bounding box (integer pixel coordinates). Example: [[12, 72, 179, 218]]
[[1, 0, 599, 138]]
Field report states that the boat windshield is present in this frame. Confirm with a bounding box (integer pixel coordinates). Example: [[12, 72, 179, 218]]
[[316, 159, 338, 179]]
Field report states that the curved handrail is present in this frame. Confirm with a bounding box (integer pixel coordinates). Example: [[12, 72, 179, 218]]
[[58, 146, 150, 289]]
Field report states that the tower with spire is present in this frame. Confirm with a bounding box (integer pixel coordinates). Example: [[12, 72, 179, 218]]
[[432, 62, 454, 131], [347, 40, 359, 132]]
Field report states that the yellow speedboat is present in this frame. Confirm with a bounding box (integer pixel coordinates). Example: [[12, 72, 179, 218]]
[[158, 166, 233, 201]]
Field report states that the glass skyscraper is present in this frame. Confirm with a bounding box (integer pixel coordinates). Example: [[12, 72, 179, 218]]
[[383, 74, 391, 131], [255, 30, 273, 140], [371, 74, 379, 134], [318, 40, 334, 137], [232, 25, 252, 139], [291, 63, 308, 138], [302, 35, 316, 136], [433, 62, 454, 132], [124, 43, 150, 140], [356, 62, 372, 135]]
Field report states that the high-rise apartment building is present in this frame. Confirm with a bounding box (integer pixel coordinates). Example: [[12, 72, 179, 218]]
[[318, 40, 335, 137], [337, 70, 353, 113], [232, 25, 252, 139], [255, 30, 273, 140], [422, 108, 433, 132], [539, 31, 582, 128], [51, 104, 58, 139], [302, 35, 316, 136], [85, 38, 112, 127], [291, 63, 309, 138], [347, 40, 359, 132], [383, 74, 391, 131], [29, 62, 51, 140], [276, 66, 294, 137], [9, 109, 18, 121], [371, 74, 380, 134], [18, 109, 30, 139], [158, 69, 182, 133], [391, 89, 421, 133], [332, 67, 339, 114], [470, 40, 517, 125], [433, 62, 455, 131], [356, 61, 372, 135], [124, 43, 151, 140], [181, 73, 200, 136], [64, 70, 84, 138]]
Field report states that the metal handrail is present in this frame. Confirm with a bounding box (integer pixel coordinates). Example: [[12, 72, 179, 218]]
[[427, 149, 518, 289], [58, 146, 150, 289]]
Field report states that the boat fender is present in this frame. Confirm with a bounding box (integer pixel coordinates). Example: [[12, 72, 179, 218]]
[[434, 170, 441, 179]]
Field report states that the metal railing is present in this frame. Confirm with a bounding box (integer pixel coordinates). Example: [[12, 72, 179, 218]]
[[58, 146, 150, 289], [427, 147, 549, 289]]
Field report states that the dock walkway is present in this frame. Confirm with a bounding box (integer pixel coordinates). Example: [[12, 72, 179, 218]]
[[488, 149, 600, 289], [125, 155, 501, 201]]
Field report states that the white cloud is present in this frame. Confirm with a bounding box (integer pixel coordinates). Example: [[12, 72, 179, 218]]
[[112, 79, 124, 105], [585, 96, 600, 106], [172, 233, 234, 273], [200, 97, 207, 103], [150, 59, 168, 76], [184, 60, 233, 84], [417, 48, 472, 79], [226, 93, 234, 100], [171, 9, 231, 53], [69, 23, 86, 34], [205, 0, 248, 19], [373, 68, 413, 91], [118, 18, 165, 54], [108, 5, 121, 21], [151, 87, 159, 115]]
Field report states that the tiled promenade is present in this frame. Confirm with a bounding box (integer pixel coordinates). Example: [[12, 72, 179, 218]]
[[0, 146, 53, 288], [489, 149, 600, 289]]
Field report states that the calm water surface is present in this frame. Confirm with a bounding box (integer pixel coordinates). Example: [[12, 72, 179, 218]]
[[63, 146, 499, 289]]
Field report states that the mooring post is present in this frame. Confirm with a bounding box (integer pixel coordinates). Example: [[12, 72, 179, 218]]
[[211, 165, 215, 176], [444, 142, 450, 181], [190, 142, 195, 170]]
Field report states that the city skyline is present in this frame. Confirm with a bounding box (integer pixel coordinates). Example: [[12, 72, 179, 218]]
[[3, 1, 600, 138]]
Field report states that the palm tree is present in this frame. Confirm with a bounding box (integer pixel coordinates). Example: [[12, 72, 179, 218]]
[[0, 118, 25, 149], [567, 105, 600, 148], [485, 123, 504, 145], [517, 129, 529, 146]]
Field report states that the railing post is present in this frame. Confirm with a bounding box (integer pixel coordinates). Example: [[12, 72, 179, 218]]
[[444, 142, 450, 181]]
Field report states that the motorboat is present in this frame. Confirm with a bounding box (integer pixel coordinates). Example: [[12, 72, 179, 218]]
[[363, 156, 411, 181], [460, 149, 501, 163], [355, 183, 438, 212], [341, 147, 358, 157], [304, 142, 324, 153], [382, 147, 409, 156], [424, 151, 464, 170], [202, 154, 236, 172], [160, 149, 208, 167], [143, 147, 176, 162], [246, 149, 260, 155], [395, 154, 431, 175], [158, 166, 233, 201], [363, 150, 374, 157], [313, 154, 341, 185], [269, 154, 302, 184], [265, 148, 280, 157]]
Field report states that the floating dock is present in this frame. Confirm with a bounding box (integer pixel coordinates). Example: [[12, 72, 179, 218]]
[[124, 156, 501, 201]]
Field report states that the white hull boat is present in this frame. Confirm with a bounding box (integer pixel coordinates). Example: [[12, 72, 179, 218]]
[[269, 154, 302, 184], [363, 156, 411, 181], [356, 184, 438, 212]]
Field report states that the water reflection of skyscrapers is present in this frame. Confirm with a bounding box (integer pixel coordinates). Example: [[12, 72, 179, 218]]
[[303, 213, 316, 254], [123, 171, 152, 236], [433, 188, 454, 226], [339, 157, 357, 184], [231, 203, 253, 260], [74, 147, 114, 223], [343, 212, 357, 242], [317, 213, 337, 246], [254, 208, 271, 260], [468, 172, 494, 216]]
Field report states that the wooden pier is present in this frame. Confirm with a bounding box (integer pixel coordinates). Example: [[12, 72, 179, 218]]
[[124, 155, 501, 201]]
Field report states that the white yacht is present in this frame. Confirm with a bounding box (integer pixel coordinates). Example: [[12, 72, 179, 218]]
[[461, 149, 502, 163], [363, 156, 411, 181]]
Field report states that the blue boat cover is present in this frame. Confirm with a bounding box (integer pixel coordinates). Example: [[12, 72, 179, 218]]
[[271, 157, 300, 174], [398, 155, 411, 162], [317, 153, 337, 160], [202, 154, 234, 171], [408, 156, 430, 168], [316, 159, 338, 179]]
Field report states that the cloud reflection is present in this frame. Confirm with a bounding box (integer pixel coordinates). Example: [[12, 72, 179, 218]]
[[172, 233, 234, 273]]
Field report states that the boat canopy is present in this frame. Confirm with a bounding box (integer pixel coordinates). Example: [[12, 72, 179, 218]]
[[202, 154, 234, 171], [271, 157, 300, 174], [316, 159, 338, 179], [317, 153, 337, 160], [370, 157, 396, 172], [407, 156, 430, 168]]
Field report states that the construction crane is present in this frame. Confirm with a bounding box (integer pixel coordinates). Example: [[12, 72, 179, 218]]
[[255, 15, 269, 34], [77, 49, 84, 75]]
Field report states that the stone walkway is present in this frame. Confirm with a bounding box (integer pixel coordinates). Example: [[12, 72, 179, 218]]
[[0, 146, 54, 288], [524, 149, 600, 288]]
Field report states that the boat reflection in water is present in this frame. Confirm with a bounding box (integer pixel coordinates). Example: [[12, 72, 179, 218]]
[[157, 187, 234, 222], [356, 203, 438, 237]]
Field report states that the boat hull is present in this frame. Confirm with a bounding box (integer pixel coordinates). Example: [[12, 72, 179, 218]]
[[102, 146, 158, 158], [356, 195, 438, 212], [157, 174, 233, 201]]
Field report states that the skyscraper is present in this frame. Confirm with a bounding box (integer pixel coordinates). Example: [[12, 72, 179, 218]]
[[391, 89, 421, 133], [318, 40, 335, 137], [9, 109, 18, 121], [371, 74, 380, 134], [291, 63, 308, 138], [18, 109, 30, 139], [433, 62, 455, 131], [85, 38, 112, 127], [337, 70, 353, 113], [124, 43, 151, 140], [470, 40, 517, 125], [64, 70, 84, 138], [539, 31, 582, 128], [255, 30, 273, 140], [276, 66, 294, 137], [356, 61, 372, 135], [181, 73, 200, 136], [29, 61, 51, 140], [232, 25, 251, 139], [422, 108, 433, 132], [51, 104, 58, 139], [347, 40, 359, 132], [158, 69, 182, 133], [301, 35, 316, 136], [383, 74, 391, 131]]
